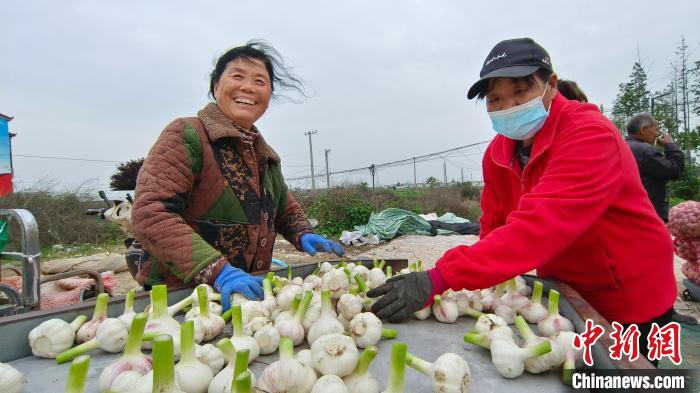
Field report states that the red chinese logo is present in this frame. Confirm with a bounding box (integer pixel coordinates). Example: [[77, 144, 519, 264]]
[[608, 322, 640, 361], [573, 319, 605, 366], [647, 322, 682, 365]]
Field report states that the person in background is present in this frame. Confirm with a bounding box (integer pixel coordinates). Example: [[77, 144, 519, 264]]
[[557, 79, 588, 103], [369, 38, 677, 366], [625, 113, 685, 222], [131, 40, 343, 311]]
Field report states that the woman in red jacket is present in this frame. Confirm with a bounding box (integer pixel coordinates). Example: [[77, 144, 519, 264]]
[[368, 38, 676, 364]]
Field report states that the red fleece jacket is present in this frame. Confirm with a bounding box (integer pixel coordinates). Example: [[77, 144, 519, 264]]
[[435, 93, 677, 324]]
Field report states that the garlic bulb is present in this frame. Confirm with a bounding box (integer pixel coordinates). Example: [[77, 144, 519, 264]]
[[406, 352, 471, 393], [308, 289, 345, 345], [28, 315, 87, 358], [446, 290, 483, 319], [312, 375, 349, 393], [432, 295, 459, 323], [257, 337, 317, 392], [254, 323, 281, 355], [349, 312, 397, 348], [343, 346, 380, 393], [413, 306, 431, 320], [273, 294, 301, 326], [174, 320, 213, 393], [319, 261, 334, 275], [144, 285, 181, 348], [499, 278, 529, 309], [0, 362, 24, 393], [514, 316, 565, 374], [338, 293, 363, 320], [261, 277, 278, 314], [241, 300, 269, 325], [322, 268, 350, 300], [480, 283, 505, 312], [552, 331, 582, 384], [195, 343, 225, 375], [98, 313, 153, 391], [57, 318, 129, 363], [489, 339, 552, 379], [187, 285, 225, 342], [209, 339, 255, 393], [229, 304, 260, 363], [474, 314, 507, 334], [185, 302, 223, 319], [494, 304, 516, 324], [277, 291, 313, 346], [243, 316, 269, 336], [311, 333, 359, 377], [537, 289, 574, 336], [76, 292, 110, 343], [517, 280, 548, 323]]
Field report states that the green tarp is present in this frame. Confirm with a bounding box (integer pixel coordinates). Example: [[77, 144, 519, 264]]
[[354, 208, 471, 243]]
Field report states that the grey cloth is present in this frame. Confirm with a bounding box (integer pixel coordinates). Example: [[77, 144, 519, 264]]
[[625, 136, 685, 221]]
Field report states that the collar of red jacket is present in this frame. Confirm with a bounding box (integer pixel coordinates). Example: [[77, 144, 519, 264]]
[[198, 102, 281, 163], [489, 92, 568, 168]]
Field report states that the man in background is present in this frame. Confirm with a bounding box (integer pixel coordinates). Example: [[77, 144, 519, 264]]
[[625, 113, 684, 222]]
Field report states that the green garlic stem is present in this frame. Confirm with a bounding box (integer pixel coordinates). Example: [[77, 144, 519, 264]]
[[386, 266, 392, 278], [124, 313, 148, 356], [416, 260, 422, 271], [180, 320, 196, 363], [263, 278, 273, 299], [56, 338, 99, 364], [312, 263, 321, 276], [373, 259, 379, 269], [354, 274, 369, 294], [287, 265, 292, 280], [290, 294, 302, 315], [387, 342, 408, 393], [379, 260, 386, 269], [221, 309, 233, 323], [197, 285, 210, 316], [70, 315, 88, 331], [321, 289, 332, 315], [514, 316, 536, 343], [150, 285, 169, 319], [405, 352, 432, 376], [434, 295, 442, 306], [494, 282, 506, 297], [232, 305, 244, 337], [279, 336, 294, 359], [92, 293, 109, 320], [548, 289, 560, 316], [124, 289, 135, 312], [465, 309, 484, 319], [463, 331, 489, 348], [293, 291, 313, 322], [234, 370, 253, 393], [217, 338, 237, 363], [64, 355, 91, 393], [152, 335, 176, 392], [524, 340, 552, 358], [231, 349, 250, 392], [355, 345, 378, 376], [531, 281, 543, 304], [381, 329, 398, 339]]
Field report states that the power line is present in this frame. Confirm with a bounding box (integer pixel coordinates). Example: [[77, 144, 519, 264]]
[[7, 153, 121, 163]]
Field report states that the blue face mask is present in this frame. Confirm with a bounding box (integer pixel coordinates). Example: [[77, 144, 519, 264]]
[[488, 84, 550, 140]]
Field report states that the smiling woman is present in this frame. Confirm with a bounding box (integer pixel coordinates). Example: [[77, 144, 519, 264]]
[[129, 40, 344, 310]]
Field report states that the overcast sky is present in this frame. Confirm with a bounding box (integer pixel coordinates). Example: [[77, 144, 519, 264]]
[[1, 0, 698, 194]]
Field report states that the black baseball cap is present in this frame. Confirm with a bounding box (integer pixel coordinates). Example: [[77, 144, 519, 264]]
[[467, 38, 553, 99]]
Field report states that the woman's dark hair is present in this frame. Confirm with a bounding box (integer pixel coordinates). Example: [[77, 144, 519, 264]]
[[209, 39, 305, 100], [476, 68, 553, 100], [557, 79, 588, 103]]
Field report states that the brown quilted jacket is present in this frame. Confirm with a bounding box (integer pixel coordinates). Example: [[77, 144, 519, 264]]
[[132, 103, 313, 287]]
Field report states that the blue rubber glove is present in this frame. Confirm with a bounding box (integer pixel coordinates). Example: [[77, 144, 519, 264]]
[[300, 233, 345, 257], [214, 264, 264, 312]]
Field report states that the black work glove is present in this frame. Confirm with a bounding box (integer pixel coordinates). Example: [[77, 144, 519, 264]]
[[366, 271, 433, 323]]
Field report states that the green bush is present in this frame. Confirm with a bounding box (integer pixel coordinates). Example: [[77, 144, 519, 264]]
[[669, 163, 699, 201]]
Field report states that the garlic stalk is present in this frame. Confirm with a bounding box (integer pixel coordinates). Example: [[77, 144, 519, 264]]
[[312, 375, 349, 393], [343, 345, 380, 393], [322, 268, 350, 300], [463, 325, 515, 348], [308, 289, 345, 345], [385, 265, 392, 278], [0, 362, 24, 393], [119, 289, 137, 328], [76, 292, 110, 343], [537, 290, 574, 336], [474, 314, 507, 334], [349, 312, 397, 348], [28, 315, 87, 358], [196, 343, 225, 375], [98, 313, 153, 391], [432, 295, 459, 323], [152, 334, 186, 393], [517, 280, 547, 323], [174, 320, 213, 393], [57, 318, 129, 363], [209, 339, 253, 393], [552, 331, 582, 384], [382, 342, 408, 393], [277, 290, 313, 346], [273, 293, 301, 327], [257, 337, 317, 392], [514, 316, 565, 374], [405, 352, 471, 393], [488, 339, 552, 379], [188, 285, 225, 342], [185, 302, 223, 319], [145, 285, 181, 342], [302, 302, 322, 334], [353, 264, 371, 283], [64, 355, 90, 393], [261, 277, 278, 314], [311, 333, 359, 377], [230, 304, 260, 362], [500, 278, 529, 309], [233, 370, 253, 393], [254, 323, 281, 355]]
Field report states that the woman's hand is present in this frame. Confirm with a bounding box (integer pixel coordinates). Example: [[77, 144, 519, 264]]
[[214, 264, 264, 311], [366, 271, 437, 323], [300, 233, 345, 257]]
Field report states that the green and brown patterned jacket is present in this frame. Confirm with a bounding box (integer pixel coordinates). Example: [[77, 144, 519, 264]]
[[132, 103, 313, 288]]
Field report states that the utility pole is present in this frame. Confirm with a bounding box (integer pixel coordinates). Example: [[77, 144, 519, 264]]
[[324, 149, 331, 189], [443, 161, 447, 185], [304, 130, 318, 189], [369, 165, 376, 191], [413, 157, 417, 188], [461, 168, 464, 183]]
